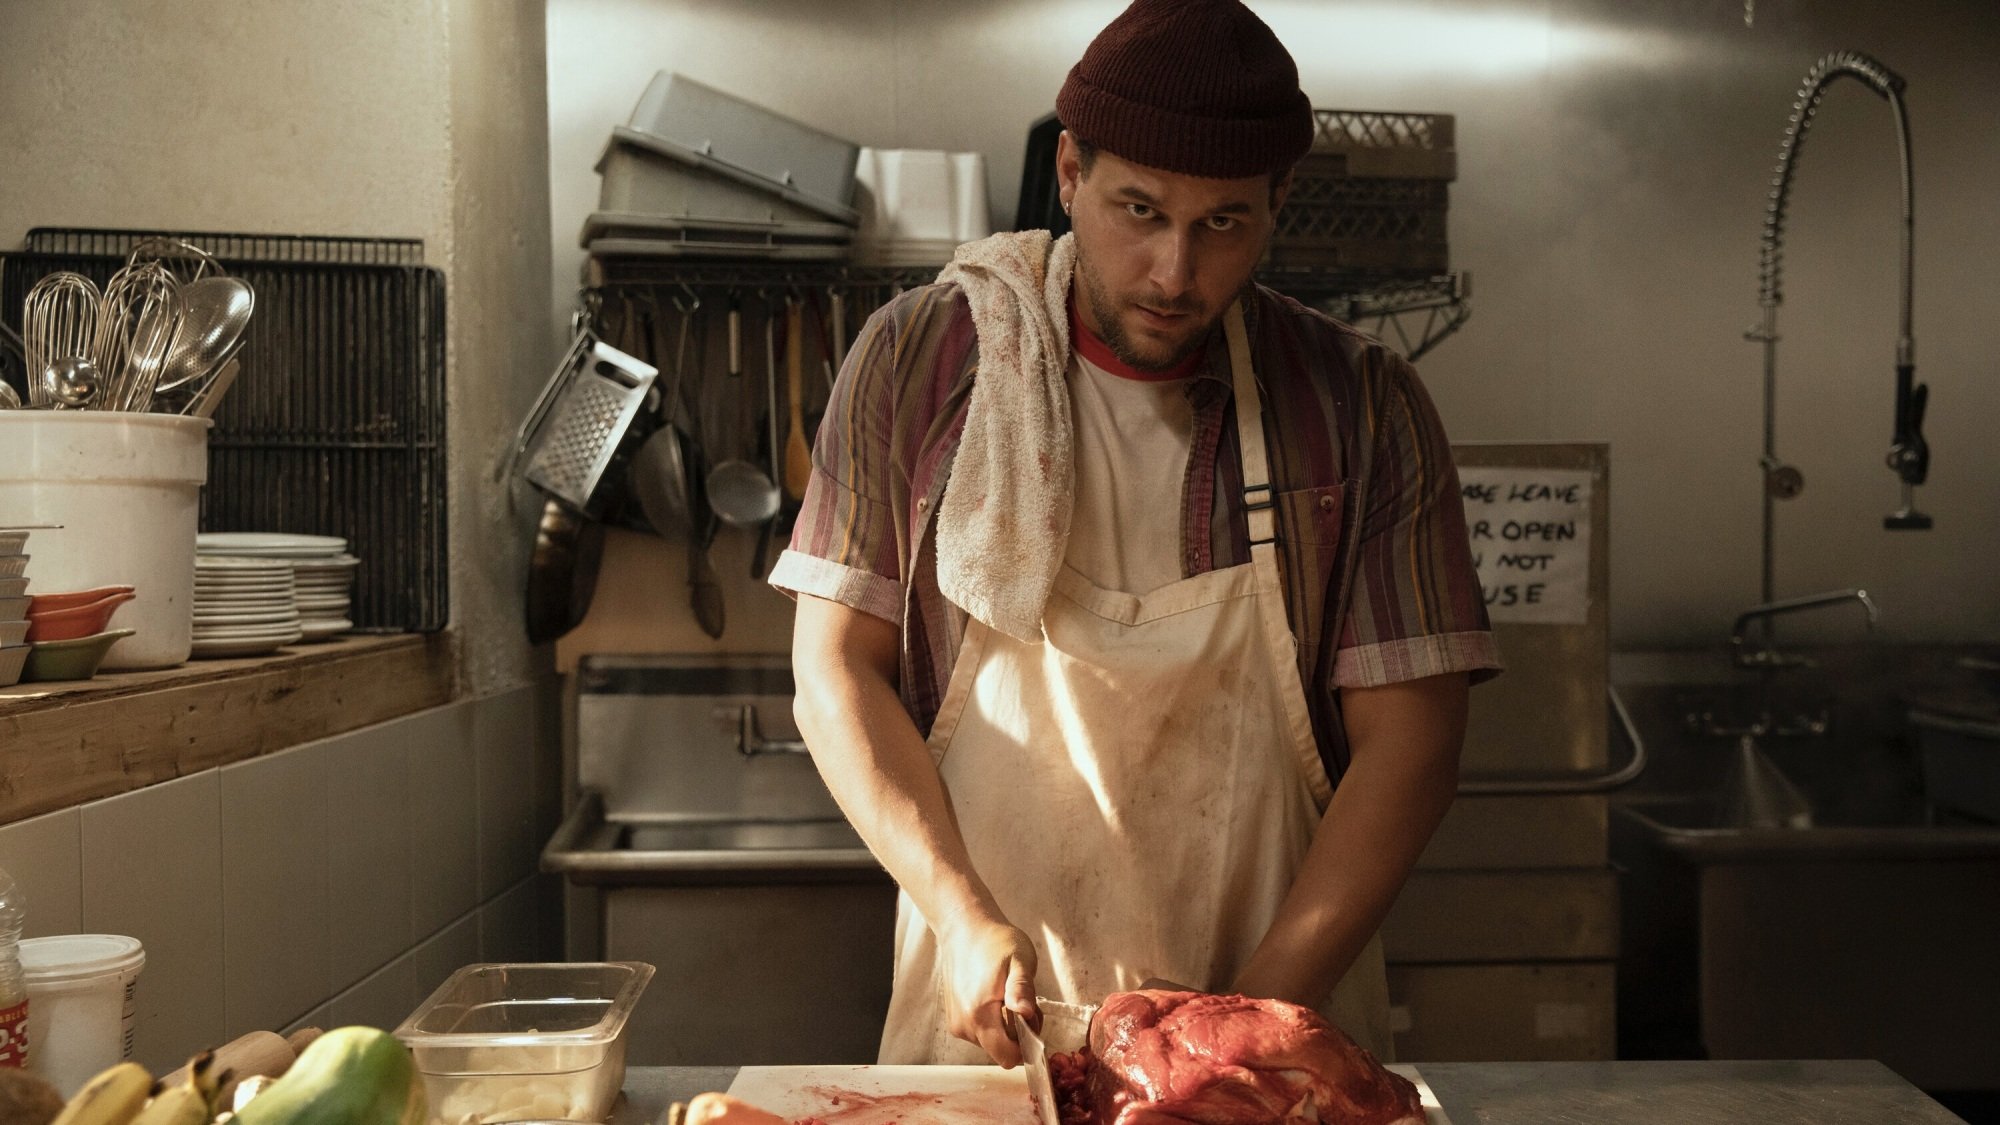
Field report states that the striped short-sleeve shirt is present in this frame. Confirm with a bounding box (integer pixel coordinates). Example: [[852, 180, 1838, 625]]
[[770, 280, 1500, 786]]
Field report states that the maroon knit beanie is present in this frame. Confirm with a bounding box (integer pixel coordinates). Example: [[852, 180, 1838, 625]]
[[1056, 0, 1313, 180]]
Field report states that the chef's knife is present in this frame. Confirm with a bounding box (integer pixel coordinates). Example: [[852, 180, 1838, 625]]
[[1012, 999, 1099, 1124], [1008, 1009, 1061, 1125]]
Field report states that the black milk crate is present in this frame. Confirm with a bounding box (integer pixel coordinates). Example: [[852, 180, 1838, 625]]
[[1269, 110, 1455, 275], [1, 230, 448, 633], [1269, 171, 1450, 272]]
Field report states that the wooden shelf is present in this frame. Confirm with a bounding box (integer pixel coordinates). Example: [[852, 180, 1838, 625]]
[[0, 633, 459, 825]]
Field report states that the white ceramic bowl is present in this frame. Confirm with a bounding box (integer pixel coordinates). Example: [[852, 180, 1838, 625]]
[[0, 555, 26, 580], [0, 620, 26, 647]]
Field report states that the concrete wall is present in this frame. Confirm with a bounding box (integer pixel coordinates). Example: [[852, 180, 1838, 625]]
[[1, 0, 555, 697], [546, 0, 2000, 655], [0, 0, 564, 1064]]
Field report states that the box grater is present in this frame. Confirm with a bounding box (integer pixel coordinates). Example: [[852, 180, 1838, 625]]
[[514, 332, 658, 511]]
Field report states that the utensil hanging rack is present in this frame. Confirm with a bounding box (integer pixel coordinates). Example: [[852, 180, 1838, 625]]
[[589, 258, 1472, 363]]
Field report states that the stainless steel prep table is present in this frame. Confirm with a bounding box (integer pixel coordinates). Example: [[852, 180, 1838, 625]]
[[607, 1060, 1965, 1123]]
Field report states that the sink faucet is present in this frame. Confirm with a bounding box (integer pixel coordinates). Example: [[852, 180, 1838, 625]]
[[1685, 588, 1881, 742], [1731, 587, 1880, 671]]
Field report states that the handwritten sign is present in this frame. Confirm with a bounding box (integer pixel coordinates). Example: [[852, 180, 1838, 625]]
[[1458, 467, 1593, 625]]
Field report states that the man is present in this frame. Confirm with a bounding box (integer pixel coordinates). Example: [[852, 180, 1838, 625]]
[[772, 0, 1499, 1068]]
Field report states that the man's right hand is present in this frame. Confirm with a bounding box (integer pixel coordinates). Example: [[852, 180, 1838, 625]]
[[937, 912, 1041, 1068]]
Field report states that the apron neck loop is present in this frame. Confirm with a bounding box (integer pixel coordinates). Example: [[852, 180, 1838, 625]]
[[1224, 302, 1276, 549]]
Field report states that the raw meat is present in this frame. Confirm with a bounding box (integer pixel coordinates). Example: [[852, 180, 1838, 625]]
[[1055, 990, 1424, 1125]]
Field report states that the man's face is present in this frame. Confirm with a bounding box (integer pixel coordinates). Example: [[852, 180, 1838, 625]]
[[1057, 132, 1289, 372]]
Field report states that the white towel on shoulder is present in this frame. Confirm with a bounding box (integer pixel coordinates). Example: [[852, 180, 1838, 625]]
[[934, 230, 1078, 642]]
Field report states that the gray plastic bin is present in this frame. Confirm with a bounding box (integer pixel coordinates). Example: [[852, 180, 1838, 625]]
[[596, 127, 858, 227], [628, 72, 859, 217]]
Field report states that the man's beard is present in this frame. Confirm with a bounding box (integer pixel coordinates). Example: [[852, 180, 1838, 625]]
[[1076, 253, 1214, 373]]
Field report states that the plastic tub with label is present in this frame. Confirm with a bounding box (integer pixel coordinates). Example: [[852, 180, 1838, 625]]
[[393, 962, 655, 1124], [20, 934, 145, 1097]]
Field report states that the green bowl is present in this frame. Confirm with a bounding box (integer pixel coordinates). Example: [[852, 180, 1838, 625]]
[[22, 629, 136, 683]]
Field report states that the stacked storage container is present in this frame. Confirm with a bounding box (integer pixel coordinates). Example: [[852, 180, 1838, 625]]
[[587, 73, 862, 261], [1266, 110, 1456, 275]]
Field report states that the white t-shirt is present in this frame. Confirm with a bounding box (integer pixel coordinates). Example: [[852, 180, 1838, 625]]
[[1063, 350, 1195, 596]]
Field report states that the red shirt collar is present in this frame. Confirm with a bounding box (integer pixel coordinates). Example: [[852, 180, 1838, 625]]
[[1068, 296, 1205, 382]]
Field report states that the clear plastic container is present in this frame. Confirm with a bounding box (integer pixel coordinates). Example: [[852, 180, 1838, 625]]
[[393, 962, 655, 1125], [0, 869, 26, 1070]]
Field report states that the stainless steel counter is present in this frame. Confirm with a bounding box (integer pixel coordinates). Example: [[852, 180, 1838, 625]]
[[608, 1060, 1965, 1123]]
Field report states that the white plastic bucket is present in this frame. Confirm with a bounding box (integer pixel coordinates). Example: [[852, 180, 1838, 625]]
[[0, 413, 211, 669], [20, 934, 145, 1097]]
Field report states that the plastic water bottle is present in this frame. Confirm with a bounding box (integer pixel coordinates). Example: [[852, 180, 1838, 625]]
[[0, 867, 26, 1068]]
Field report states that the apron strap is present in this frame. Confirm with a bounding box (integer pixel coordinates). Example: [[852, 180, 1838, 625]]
[[1223, 302, 1275, 548]]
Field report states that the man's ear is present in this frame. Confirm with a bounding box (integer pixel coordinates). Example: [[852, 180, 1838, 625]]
[[1056, 130, 1085, 213]]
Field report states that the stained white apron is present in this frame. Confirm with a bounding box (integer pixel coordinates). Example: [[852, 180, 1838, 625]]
[[879, 302, 1391, 1064]]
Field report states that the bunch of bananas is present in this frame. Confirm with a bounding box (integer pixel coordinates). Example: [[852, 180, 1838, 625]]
[[39, 1027, 420, 1125], [46, 1051, 224, 1125]]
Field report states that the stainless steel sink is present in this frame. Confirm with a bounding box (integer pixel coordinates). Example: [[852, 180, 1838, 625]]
[[552, 657, 898, 1066], [1614, 795, 2000, 1091], [1616, 795, 2000, 859], [623, 819, 866, 853], [543, 793, 883, 882]]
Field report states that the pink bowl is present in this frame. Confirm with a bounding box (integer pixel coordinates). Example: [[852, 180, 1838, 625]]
[[25, 592, 137, 644], [27, 585, 136, 615]]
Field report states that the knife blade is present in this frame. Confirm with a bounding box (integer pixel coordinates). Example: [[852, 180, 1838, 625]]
[[1009, 1008, 1061, 1125]]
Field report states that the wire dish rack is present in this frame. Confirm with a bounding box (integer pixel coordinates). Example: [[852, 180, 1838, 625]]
[[1, 227, 449, 633]]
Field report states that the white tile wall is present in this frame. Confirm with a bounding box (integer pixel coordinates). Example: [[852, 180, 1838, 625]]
[[325, 953, 418, 1033], [78, 772, 225, 1072], [0, 807, 82, 937], [529, 677, 565, 855], [2, 677, 562, 1056], [220, 743, 332, 1037], [327, 722, 413, 993], [411, 914, 480, 1006], [478, 876, 549, 964], [474, 686, 538, 901], [407, 702, 479, 938]]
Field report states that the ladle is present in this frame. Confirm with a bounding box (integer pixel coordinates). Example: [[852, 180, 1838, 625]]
[[156, 277, 254, 396], [705, 301, 781, 528], [36, 357, 101, 409]]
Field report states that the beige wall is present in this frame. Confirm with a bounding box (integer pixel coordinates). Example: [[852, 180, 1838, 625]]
[[0, 0, 564, 1056], [547, 0, 2000, 654], [1, 0, 556, 696]]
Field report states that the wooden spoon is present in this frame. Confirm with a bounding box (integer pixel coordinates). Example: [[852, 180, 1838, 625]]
[[783, 299, 811, 500]]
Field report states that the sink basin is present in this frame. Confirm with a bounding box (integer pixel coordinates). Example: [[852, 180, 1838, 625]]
[[623, 820, 863, 852], [1616, 795, 2000, 859], [1614, 795, 2000, 1090], [542, 793, 883, 885]]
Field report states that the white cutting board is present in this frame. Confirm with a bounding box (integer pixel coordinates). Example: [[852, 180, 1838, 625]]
[[726, 1064, 1451, 1123]]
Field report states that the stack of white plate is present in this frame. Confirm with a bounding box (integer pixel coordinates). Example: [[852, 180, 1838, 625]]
[[192, 557, 301, 658], [292, 554, 359, 640], [196, 533, 358, 648]]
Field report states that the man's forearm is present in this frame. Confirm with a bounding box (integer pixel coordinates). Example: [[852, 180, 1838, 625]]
[[1230, 673, 1468, 1007], [791, 601, 1003, 935]]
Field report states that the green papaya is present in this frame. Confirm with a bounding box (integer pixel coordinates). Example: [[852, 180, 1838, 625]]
[[233, 1026, 425, 1125]]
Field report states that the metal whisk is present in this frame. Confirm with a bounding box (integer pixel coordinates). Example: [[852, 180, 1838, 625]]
[[92, 261, 181, 412], [21, 272, 100, 406]]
